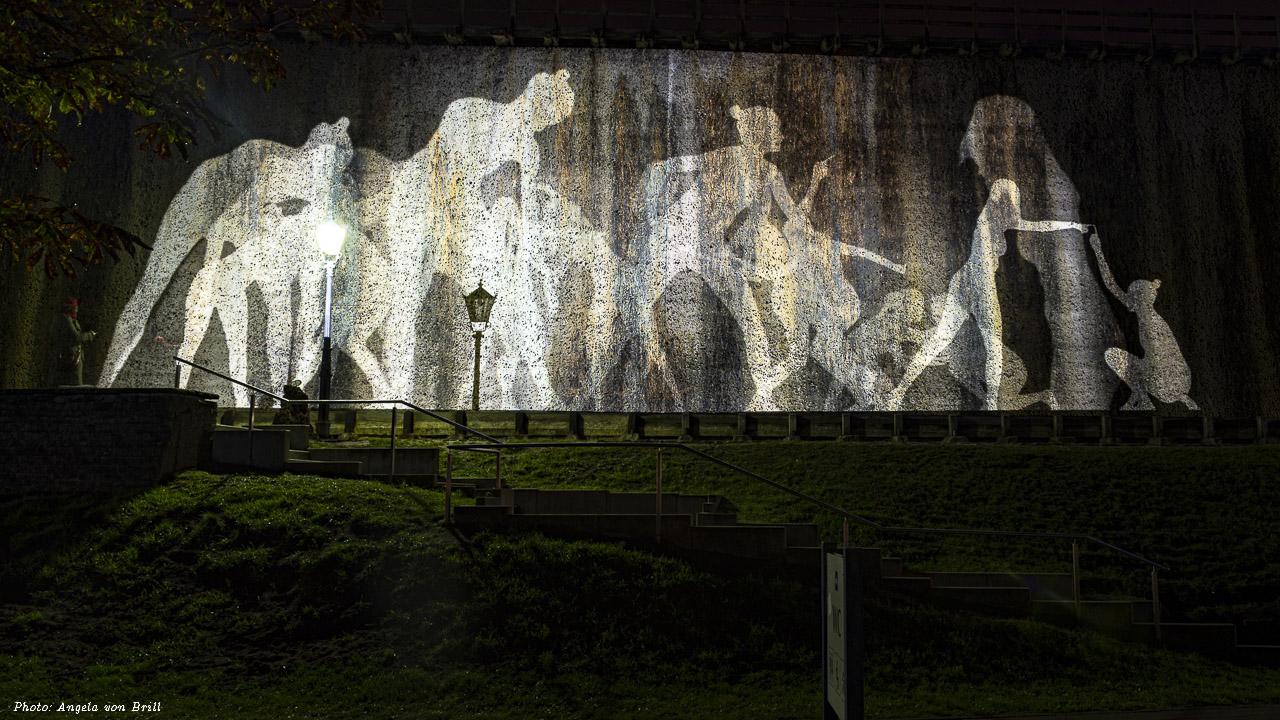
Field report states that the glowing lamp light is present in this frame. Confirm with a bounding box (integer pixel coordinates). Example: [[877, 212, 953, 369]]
[[316, 220, 347, 258]]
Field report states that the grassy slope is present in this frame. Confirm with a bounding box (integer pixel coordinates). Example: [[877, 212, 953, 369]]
[[429, 441, 1280, 621], [3, 471, 1279, 719]]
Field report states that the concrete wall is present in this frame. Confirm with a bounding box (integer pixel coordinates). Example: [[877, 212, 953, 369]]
[[3, 44, 1278, 414], [0, 389, 216, 491]]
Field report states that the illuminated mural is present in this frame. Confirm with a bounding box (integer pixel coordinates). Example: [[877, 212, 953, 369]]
[[99, 118, 356, 407], [98, 49, 1197, 412]]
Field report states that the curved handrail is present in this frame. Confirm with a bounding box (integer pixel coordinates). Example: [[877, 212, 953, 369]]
[[447, 439, 1168, 571]]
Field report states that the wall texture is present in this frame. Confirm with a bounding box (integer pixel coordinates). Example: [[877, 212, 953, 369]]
[[0, 389, 216, 491], [3, 44, 1278, 414]]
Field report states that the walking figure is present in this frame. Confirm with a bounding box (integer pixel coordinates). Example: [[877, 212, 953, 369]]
[[886, 179, 1090, 410]]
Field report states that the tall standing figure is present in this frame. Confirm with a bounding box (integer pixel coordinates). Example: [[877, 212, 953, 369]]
[[886, 179, 1090, 410], [625, 104, 836, 410], [951, 95, 1122, 409]]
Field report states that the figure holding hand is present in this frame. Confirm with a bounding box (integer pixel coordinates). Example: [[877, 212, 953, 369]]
[[886, 179, 1090, 411], [1089, 232, 1197, 410]]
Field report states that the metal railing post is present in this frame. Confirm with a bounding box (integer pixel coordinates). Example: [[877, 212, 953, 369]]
[[173, 363, 181, 389], [248, 393, 256, 466], [1072, 540, 1082, 621], [842, 516, 850, 548], [445, 451, 454, 525], [1151, 567, 1162, 643], [389, 405, 398, 484], [495, 448, 503, 490], [655, 447, 664, 544]]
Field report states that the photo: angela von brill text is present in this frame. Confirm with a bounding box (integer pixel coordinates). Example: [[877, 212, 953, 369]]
[[12, 701, 162, 713]]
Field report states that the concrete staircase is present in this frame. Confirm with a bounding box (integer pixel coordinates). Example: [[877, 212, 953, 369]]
[[209, 423, 440, 482], [453, 486, 1279, 663]]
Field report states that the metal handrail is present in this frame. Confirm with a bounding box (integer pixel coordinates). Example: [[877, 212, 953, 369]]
[[174, 356, 287, 404], [446, 440, 1166, 570], [307, 398, 502, 444], [174, 356, 503, 483], [447, 437, 1169, 636], [173, 353, 1167, 632]]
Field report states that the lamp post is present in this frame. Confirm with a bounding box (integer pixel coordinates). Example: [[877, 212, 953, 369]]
[[463, 282, 496, 411], [315, 220, 347, 437]]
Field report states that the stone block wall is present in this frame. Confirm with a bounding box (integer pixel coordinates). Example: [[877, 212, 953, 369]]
[[0, 388, 216, 492]]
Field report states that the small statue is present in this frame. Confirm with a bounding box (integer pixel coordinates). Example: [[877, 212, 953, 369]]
[[55, 297, 96, 386], [275, 379, 313, 427]]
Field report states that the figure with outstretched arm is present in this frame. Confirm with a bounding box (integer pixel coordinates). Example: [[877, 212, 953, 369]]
[[1089, 233, 1198, 410], [886, 179, 1090, 411]]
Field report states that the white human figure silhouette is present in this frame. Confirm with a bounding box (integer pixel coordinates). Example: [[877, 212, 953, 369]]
[[346, 70, 576, 404], [1089, 234, 1198, 411], [920, 292, 1052, 410], [173, 120, 354, 406], [462, 185, 609, 409], [887, 178, 1089, 411], [956, 95, 1121, 409], [627, 104, 840, 410], [100, 119, 354, 404]]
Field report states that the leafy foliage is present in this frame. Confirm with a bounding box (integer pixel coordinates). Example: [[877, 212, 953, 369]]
[[0, 0, 380, 277]]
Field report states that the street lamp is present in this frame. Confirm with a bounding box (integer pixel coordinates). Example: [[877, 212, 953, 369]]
[[463, 282, 496, 411], [315, 220, 347, 436]]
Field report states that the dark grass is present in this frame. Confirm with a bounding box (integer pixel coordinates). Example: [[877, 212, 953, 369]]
[[392, 440, 1280, 622], [3, 471, 1280, 718]]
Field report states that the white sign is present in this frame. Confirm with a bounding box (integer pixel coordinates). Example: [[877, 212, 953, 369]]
[[825, 552, 848, 720]]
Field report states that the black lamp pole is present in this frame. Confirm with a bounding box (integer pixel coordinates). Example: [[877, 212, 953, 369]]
[[471, 329, 483, 411], [315, 221, 345, 437], [317, 260, 336, 436]]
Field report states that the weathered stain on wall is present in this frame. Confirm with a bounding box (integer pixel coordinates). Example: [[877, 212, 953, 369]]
[[4, 45, 1279, 413]]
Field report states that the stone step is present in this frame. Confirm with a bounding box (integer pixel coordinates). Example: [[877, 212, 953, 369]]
[[498, 487, 725, 516], [733, 522, 818, 548], [284, 458, 365, 476], [452, 509, 794, 562], [924, 571, 1074, 601], [697, 512, 739, 526], [1234, 645, 1280, 665], [307, 447, 438, 477], [453, 504, 512, 530], [882, 575, 932, 597], [929, 585, 1031, 617], [1031, 599, 1149, 631], [1241, 619, 1280, 645], [450, 476, 498, 489], [880, 557, 904, 577], [1131, 622, 1239, 654], [210, 428, 290, 471]]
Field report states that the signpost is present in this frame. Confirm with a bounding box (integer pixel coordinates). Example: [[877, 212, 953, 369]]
[[822, 543, 864, 720]]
